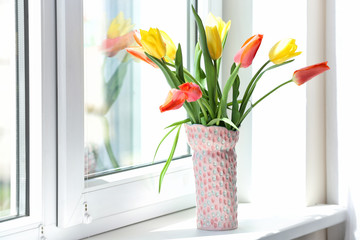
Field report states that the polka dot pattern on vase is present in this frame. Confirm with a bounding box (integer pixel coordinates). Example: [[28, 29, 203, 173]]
[[184, 124, 239, 231]]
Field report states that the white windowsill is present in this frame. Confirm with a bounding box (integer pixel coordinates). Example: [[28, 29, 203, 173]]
[[86, 204, 346, 240]]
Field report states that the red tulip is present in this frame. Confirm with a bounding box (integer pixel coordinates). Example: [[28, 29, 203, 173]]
[[126, 46, 158, 68], [179, 82, 202, 102], [234, 34, 263, 68], [159, 89, 187, 113], [292, 61, 330, 86], [101, 31, 134, 57]]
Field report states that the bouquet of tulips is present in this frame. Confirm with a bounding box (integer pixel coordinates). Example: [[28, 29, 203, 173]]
[[126, 6, 330, 191]]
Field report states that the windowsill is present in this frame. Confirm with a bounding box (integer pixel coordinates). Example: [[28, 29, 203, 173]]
[[86, 204, 346, 240]]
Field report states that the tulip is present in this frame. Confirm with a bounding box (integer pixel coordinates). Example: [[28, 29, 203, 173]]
[[206, 12, 231, 43], [269, 38, 302, 64], [234, 34, 263, 68], [126, 46, 158, 68], [206, 26, 222, 60], [178, 82, 202, 102], [140, 28, 166, 59], [292, 61, 330, 86], [159, 89, 187, 113], [135, 29, 176, 61], [101, 12, 135, 57], [160, 30, 177, 61]]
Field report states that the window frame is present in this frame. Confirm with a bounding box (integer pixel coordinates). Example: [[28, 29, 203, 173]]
[[0, 0, 43, 236]]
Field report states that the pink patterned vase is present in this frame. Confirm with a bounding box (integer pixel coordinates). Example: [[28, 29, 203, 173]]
[[184, 124, 239, 231]]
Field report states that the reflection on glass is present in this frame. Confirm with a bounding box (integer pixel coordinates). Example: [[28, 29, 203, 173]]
[[0, 0, 20, 221], [84, 0, 190, 177]]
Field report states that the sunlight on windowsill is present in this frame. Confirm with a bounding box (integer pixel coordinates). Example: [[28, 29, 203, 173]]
[[87, 204, 346, 240]]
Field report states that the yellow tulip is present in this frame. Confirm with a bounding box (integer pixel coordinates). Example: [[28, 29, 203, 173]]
[[269, 38, 302, 64], [160, 30, 176, 61], [140, 28, 166, 59], [206, 12, 231, 43], [107, 12, 134, 39], [206, 26, 222, 60]]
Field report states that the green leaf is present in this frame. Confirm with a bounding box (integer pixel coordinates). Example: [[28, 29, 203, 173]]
[[159, 124, 182, 193], [189, 101, 200, 123], [192, 5, 217, 113], [165, 118, 191, 129], [194, 43, 207, 89], [153, 125, 178, 162], [175, 44, 185, 84], [217, 64, 240, 120], [208, 117, 239, 131], [231, 63, 241, 124], [105, 61, 129, 113]]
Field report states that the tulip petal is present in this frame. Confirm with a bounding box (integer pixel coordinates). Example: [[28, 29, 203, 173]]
[[140, 28, 166, 59], [126, 46, 158, 68], [292, 61, 330, 85], [102, 31, 134, 57], [234, 34, 263, 68], [206, 26, 222, 60], [206, 12, 231, 43], [159, 89, 187, 112], [160, 30, 177, 61], [178, 82, 202, 102]]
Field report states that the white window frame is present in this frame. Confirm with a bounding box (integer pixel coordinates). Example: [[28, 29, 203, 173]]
[[0, 0, 43, 237], [56, 0, 221, 230]]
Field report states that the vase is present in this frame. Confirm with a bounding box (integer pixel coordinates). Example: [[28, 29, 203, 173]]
[[184, 124, 239, 231]]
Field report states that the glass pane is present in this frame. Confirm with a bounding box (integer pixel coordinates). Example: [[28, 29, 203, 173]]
[[84, 0, 191, 178], [0, 0, 27, 221]]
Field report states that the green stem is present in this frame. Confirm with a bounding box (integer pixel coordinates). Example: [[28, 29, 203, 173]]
[[239, 79, 293, 124], [239, 60, 270, 116], [213, 60, 222, 101], [102, 117, 120, 169]]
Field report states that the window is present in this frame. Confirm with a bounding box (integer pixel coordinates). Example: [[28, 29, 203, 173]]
[[0, 0, 331, 239], [0, 0, 28, 222], [57, 0, 201, 229]]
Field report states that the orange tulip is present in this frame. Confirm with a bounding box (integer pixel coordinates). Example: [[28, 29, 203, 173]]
[[178, 82, 202, 102], [159, 89, 187, 113], [126, 46, 158, 68], [234, 34, 263, 68], [292, 61, 330, 86]]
